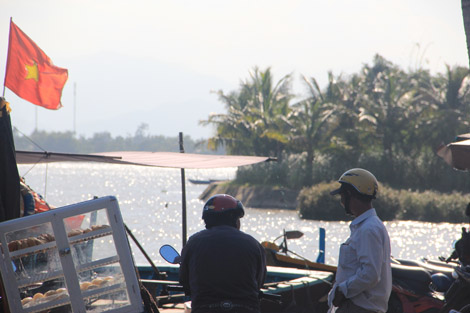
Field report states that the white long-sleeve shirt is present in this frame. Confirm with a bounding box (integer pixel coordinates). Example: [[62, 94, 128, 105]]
[[328, 208, 392, 313]]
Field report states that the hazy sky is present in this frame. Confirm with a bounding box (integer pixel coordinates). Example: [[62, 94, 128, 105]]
[[1, 0, 468, 140]]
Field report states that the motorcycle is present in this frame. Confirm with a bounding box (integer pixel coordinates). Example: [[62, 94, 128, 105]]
[[387, 258, 455, 313], [389, 203, 470, 313], [262, 229, 453, 313], [159, 244, 282, 313], [438, 224, 470, 313]]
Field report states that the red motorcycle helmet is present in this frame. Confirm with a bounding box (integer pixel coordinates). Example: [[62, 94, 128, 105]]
[[202, 194, 245, 220]]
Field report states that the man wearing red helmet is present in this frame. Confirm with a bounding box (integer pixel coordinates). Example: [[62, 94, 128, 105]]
[[179, 194, 267, 313]]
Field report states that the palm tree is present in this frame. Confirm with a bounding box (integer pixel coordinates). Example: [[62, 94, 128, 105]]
[[462, 0, 470, 67], [324, 72, 365, 157], [201, 67, 294, 158], [355, 55, 417, 159], [418, 65, 470, 144], [201, 88, 258, 155], [288, 73, 340, 186]]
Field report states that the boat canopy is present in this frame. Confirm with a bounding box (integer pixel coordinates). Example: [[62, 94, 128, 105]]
[[436, 134, 470, 171], [16, 150, 276, 169]]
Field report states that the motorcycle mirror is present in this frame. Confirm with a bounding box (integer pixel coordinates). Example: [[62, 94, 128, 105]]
[[285, 230, 304, 239], [159, 244, 181, 264]]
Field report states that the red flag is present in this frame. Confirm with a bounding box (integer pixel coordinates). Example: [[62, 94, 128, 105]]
[[4, 20, 68, 110]]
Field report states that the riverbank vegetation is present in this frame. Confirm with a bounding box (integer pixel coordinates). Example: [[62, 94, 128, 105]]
[[202, 55, 470, 222], [298, 182, 469, 223], [13, 124, 222, 154]]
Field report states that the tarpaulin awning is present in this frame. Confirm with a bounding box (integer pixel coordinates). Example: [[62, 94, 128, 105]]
[[436, 135, 470, 171], [16, 150, 120, 164], [16, 150, 276, 169], [1, 101, 21, 222], [15, 149, 276, 248]]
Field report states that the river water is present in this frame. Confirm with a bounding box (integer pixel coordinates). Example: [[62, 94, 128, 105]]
[[18, 163, 467, 267]]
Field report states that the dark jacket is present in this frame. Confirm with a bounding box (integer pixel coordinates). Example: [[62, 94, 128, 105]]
[[179, 225, 267, 313]]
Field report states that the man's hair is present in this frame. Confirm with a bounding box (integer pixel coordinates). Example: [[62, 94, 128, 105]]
[[203, 211, 239, 229]]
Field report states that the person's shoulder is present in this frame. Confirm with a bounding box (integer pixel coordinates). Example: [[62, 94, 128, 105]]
[[361, 215, 388, 237], [238, 231, 263, 246], [187, 229, 210, 242]]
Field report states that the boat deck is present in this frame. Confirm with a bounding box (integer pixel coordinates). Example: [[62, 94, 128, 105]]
[[159, 302, 187, 312]]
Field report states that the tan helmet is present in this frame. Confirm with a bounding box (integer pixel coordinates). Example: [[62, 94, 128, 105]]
[[330, 168, 378, 199]]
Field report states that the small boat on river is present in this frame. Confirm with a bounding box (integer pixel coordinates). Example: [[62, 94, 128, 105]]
[[188, 178, 227, 185], [261, 229, 337, 273]]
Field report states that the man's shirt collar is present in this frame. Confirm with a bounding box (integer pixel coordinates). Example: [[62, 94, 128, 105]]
[[350, 208, 377, 228]]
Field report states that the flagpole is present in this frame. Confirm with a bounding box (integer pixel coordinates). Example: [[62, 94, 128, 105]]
[[179, 132, 188, 247], [73, 82, 77, 134], [2, 18, 13, 97]]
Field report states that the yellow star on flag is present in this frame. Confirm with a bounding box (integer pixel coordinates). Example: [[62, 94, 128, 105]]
[[25, 62, 39, 82]]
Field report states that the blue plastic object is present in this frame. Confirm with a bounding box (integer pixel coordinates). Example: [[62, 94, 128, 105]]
[[316, 227, 325, 263]]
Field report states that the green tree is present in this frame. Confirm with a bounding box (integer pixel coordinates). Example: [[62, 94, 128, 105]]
[[355, 55, 418, 159], [201, 67, 294, 158], [462, 0, 470, 68], [288, 73, 339, 185], [419, 65, 470, 144], [320, 72, 365, 162], [29, 130, 79, 152]]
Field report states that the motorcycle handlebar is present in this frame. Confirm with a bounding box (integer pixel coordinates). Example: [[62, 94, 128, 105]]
[[455, 266, 470, 282]]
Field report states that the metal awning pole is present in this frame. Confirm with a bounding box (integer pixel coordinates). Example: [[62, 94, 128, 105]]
[[124, 223, 161, 278], [179, 132, 187, 247]]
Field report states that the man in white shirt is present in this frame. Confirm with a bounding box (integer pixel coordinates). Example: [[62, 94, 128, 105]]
[[328, 168, 392, 313]]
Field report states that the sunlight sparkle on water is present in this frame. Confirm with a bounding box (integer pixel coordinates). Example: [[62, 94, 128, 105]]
[[18, 163, 466, 266]]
